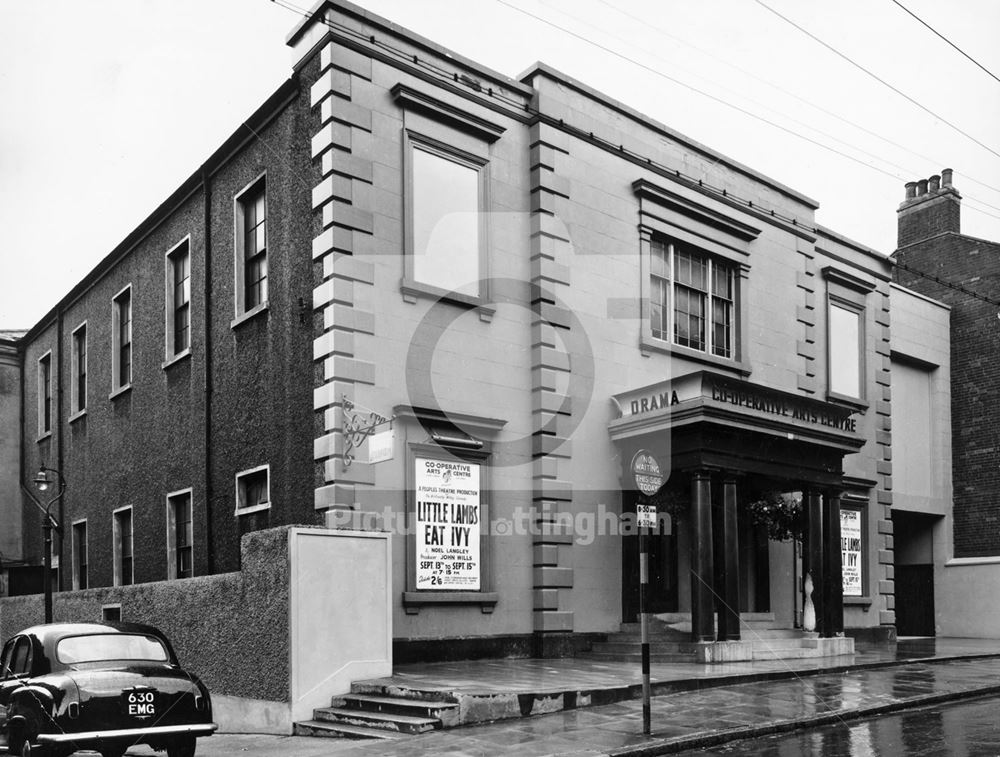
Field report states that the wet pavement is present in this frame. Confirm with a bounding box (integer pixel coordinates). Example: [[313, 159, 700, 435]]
[[83, 638, 1000, 756]]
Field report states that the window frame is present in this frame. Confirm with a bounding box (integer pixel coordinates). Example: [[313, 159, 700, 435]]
[[822, 266, 874, 407], [37, 350, 52, 439], [642, 232, 749, 372], [235, 464, 271, 516], [164, 236, 192, 366], [110, 284, 133, 397], [112, 506, 134, 587], [71, 519, 88, 590], [232, 173, 268, 326], [166, 487, 195, 580], [401, 129, 491, 309], [70, 322, 87, 420]]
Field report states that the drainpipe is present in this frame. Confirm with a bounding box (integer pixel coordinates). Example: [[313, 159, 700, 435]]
[[202, 167, 214, 575], [56, 309, 64, 591]]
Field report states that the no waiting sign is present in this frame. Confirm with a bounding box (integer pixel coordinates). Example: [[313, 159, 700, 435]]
[[631, 450, 663, 496]]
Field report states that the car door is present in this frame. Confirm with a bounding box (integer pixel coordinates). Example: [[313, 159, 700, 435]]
[[0, 636, 32, 744]]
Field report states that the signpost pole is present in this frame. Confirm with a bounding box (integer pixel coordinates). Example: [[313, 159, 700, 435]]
[[639, 523, 651, 735]]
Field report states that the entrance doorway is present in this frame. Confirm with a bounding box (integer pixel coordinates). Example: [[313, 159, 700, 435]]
[[893, 511, 939, 636]]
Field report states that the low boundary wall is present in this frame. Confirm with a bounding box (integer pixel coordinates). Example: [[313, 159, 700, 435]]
[[0, 525, 391, 734]]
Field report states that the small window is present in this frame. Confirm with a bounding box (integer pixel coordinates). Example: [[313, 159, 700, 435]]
[[37, 351, 52, 436], [113, 507, 134, 586], [234, 175, 267, 317], [166, 489, 194, 579], [71, 323, 87, 416], [829, 301, 862, 399], [72, 520, 88, 590], [235, 465, 270, 515], [405, 134, 487, 300], [165, 238, 191, 360], [111, 285, 132, 393], [650, 239, 735, 359]]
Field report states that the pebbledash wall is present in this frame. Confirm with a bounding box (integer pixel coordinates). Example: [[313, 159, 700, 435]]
[[290, 0, 897, 654], [4, 0, 905, 671], [14, 74, 319, 591], [892, 171, 1000, 637]]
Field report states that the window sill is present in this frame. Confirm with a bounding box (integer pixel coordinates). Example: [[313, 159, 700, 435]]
[[640, 337, 751, 376], [231, 302, 269, 330], [843, 596, 872, 607], [402, 590, 498, 614], [109, 384, 132, 401], [826, 392, 869, 411], [36, 430, 52, 443], [400, 278, 495, 322], [163, 349, 192, 370], [68, 409, 87, 424], [235, 502, 271, 516]]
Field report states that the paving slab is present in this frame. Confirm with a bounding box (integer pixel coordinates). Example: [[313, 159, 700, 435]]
[[65, 637, 1000, 757]]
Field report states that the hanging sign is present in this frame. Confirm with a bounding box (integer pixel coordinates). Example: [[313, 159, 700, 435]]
[[368, 429, 394, 464], [631, 450, 663, 496], [637, 504, 657, 529], [415, 458, 481, 591], [840, 508, 863, 597]]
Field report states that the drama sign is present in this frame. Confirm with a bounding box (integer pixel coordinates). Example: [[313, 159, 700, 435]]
[[415, 458, 481, 591]]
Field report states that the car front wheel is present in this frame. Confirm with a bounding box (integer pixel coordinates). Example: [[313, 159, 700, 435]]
[[166, 735, 196, 757]]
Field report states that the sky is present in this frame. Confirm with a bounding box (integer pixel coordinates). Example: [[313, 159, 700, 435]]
[[2, 0, 998, 329]]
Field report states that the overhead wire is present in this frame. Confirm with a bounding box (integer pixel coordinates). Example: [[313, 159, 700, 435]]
[[753, 0, 1000, 162], [594, 0, 1000, 199], [889, 0, 1000, 86]]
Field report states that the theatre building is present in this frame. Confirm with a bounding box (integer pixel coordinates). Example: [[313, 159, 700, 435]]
[[5, 0, 898, 675]]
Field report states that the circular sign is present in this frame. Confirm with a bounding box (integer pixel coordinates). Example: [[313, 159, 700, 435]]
[[631, 450, 663, 495]]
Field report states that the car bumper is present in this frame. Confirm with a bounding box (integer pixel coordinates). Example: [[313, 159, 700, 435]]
[[38, 722, 218, 744]]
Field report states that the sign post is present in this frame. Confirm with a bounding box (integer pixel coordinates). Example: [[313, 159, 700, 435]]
[[631, 450, 663, 736]]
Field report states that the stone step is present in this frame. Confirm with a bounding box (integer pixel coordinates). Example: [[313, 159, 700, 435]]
[[336, 693, 458, 721], [312, 706, 441, 735], [593, 641, 698, 655], [589, 651, 697, 663], [293, 719, 403, 740]]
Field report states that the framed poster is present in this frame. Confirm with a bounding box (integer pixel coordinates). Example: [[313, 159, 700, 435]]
[[414, 457, 481, 591], [840, 507, 863, 597]]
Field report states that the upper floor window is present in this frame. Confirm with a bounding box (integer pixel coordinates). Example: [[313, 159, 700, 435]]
[[72, 520, 88, 590], [37, 351, 52, 437], [829, 300, 863, 399], [165, 238, 191, 360], [71, 323, 87, 416], [111, 285, 132, 393], [235, 464, 270, 516], [823, 266, 874, 404], [166, 489, 194, 579], [234, 175, 267, 318], [650, 239, 735, 359], [113, 507, 134, 586], [404, 133, 488, 302]]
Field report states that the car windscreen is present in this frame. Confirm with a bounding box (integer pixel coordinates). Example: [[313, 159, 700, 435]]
[[56, 634, 170, 664]]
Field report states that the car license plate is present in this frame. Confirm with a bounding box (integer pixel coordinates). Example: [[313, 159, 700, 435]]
[[122, 688, 157, 718]]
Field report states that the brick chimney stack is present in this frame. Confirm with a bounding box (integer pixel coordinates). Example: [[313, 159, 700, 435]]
[[897, 168, 961, 248]]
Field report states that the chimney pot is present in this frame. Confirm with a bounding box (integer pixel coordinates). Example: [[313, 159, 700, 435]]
[[917, 179, 928, 196], [929, 174, 941, 192], [942, 168, 953, 186], [905, 181, 917, 200]]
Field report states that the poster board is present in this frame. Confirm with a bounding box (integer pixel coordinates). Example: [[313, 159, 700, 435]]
[[414, 457, 481, 591], [840, 507, 863, 597]]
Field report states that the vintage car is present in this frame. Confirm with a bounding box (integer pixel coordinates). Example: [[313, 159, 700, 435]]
[[0, 622, 216, 757]]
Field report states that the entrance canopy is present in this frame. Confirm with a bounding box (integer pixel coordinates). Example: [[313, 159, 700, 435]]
[[609, 370, 865, 486]]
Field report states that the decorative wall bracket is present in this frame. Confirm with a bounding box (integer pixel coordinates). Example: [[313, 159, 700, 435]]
[[342, 396, 393, 468]]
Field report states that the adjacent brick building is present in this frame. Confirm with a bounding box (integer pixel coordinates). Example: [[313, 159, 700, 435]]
[[892, 170, 1000, 636], [5, 0, 908, 667]]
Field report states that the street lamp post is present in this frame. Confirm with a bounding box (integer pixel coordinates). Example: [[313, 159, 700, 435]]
[[29, 466, 66, 624]]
